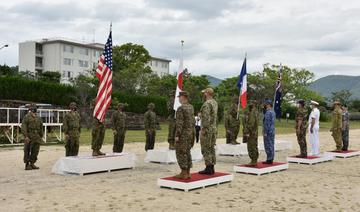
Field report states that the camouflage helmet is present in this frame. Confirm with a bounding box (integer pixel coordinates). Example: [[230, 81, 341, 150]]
[[148, 103, 155, 109], [177, 91, 189, 98], [69, 102, 77, 109], [201, 87, 214, 96], [118, 103, 126, 109], [28, 103, 37, 110]]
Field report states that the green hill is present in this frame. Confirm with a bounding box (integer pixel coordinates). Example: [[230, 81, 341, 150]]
[[309, 75, 360, 99], [205, 75, 223, 87]]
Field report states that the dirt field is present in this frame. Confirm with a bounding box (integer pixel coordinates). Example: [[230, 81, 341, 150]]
[[0, 130, 359, 212]]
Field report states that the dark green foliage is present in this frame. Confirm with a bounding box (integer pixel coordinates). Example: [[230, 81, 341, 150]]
[[0, 77, 75, 105]]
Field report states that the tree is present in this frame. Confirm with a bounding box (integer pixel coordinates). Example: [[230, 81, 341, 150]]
[[112, 43, 152, 94], [330, 90, 352, 106], [350, 99, 360, 112], [0, 64, 17, 76], [71, 69, 97, 107], [38, 71, 61, 83], [183, 71, 209, 103]]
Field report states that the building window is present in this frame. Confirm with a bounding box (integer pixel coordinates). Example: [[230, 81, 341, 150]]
[[94, 50, 101, 57], [78, 60, 89, 67], [63, 45, 74, 53], [63, 58, 72, 65], [79, 48, 89, 55], [67, 71, 72, 78]]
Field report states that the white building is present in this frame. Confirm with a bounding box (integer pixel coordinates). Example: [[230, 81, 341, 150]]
[[19, 38, 171, 83], [147, 56, 171, 77]]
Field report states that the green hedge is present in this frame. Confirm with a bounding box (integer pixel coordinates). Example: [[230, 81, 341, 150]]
[[0, 76, 169, 117], [0, 77, 76, 105], [112, 91, 167, 116]]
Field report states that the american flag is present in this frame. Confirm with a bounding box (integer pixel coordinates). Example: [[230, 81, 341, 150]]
[[93, 28, 113, 123]]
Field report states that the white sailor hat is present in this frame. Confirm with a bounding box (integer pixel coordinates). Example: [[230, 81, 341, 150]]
[[310, 100, 319, 105]]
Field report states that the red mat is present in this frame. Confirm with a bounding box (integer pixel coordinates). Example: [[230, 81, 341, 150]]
[[329, 150, 358, 153], [162, 172, 231, 183], [238, 162, 286, 169]]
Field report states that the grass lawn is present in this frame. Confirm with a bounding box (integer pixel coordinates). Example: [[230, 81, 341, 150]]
[[73, 120, 360, 146]]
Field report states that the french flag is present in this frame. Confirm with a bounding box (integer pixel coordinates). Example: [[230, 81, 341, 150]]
[[237, 57, 247, 109]]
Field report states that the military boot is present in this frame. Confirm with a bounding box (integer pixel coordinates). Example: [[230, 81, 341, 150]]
[[92, 150, 99, 156], [186, 169, 191, 179], [25, 163, 32, 170], [210, 165, 215, 174], [30, 163, 39, 169], [169, 143, 175, 150], [97, 150, 106, 156], [247, 160, 257, 167], [174, 169, 187, 179]]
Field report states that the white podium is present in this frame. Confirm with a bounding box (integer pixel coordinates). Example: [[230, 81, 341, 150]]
[[158, 172, 233, 192], [287, 154, 333, 165], [258, 140, 292, 151], [234, 162, 289, 176], [325, 150, 360, 158], [216, 143, 248, 156], [144, 148, 203, 164], [52, 152, 136, 176]]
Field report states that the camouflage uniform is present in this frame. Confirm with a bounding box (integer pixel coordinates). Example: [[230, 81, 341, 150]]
[[63, 104, 81, 156], [243, 103, 259, 165], [91, 118, 105, 152], [167, 96, 176, 150], [175, 102, 195, 170], [295, 107, 308, 157], [112, 104, 126, 153], [144, 103, 157, 151], [22, 105, 43, 170], [200, 98, 218, 166], [225, 102, 240, 144], [331, 104, 343, 151], [342, 110, 349, 151]]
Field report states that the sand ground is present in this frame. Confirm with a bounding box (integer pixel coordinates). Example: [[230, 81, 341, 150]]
[[0, 130, 359, 212]]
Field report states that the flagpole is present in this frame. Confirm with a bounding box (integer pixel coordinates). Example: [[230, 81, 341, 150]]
[[174, 40, 184, 118]]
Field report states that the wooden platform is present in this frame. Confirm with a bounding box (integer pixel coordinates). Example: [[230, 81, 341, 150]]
[[216, 143, 248, 156], [287, 154, 333, 165], [325, 150, 360, 158], [52, 152, 136, 176], [144, 148, 203, 164], [158, 172, 233, 192], [233, 162, 289, 176]]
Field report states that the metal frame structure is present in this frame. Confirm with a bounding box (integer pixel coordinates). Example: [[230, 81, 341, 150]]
[[0, 107, 70, 144]]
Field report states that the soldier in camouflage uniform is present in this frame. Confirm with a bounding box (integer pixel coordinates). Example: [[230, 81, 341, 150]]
[[63, 102, 81, 156], [199, 88, 218, 175], [22, 104, 43, 170], [225, 97, 240, 145], [295, 100, 308, 158], [341, 105, 350, 151], [144, 103, 157, 151], [243, 100, 259, 166], [92, 118, 106, 156], [174, 91, 195, 179], [331, 101, 343, 151], [112, 103, 127, 153], [263, 99, 275, 164], [167, 91, 176, 150], [91, 100, 106, 156]]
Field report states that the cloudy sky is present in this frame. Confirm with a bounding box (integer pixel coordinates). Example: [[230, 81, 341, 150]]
[[0, 0, 359, 79]]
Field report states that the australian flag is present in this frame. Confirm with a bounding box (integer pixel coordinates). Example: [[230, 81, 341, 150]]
[[274, 64, 282, 119]]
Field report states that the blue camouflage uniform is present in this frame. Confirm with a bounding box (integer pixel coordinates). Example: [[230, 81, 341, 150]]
[[263, 108, 275, 161]]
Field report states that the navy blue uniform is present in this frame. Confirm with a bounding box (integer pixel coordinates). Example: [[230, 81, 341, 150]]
[[263, 109, 275, 161]]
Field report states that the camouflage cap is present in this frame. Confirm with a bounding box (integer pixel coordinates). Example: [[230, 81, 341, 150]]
[[264, 99, 272, 106], [333, 100, 341, 105], [148, 103, 155, 109], [69, 102, 77, 108], [297, 99, 305, 104], [118, 103, 126, 109], [201, 87, 214, 95], [28, 103, 37, 110], [177, 91, 189, 97]]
